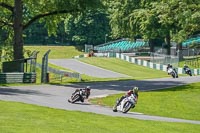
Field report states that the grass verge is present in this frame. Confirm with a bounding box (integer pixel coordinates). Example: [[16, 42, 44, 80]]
[[0, 100, 199, 133], [90, 82, 200, 120], [79, 57, 169, 79]]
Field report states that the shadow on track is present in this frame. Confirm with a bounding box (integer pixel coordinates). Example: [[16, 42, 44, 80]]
[[52, 77, 196, 92], [0, 87, 52, 96]]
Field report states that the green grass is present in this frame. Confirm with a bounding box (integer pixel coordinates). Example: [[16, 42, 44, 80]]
[[0, 101, 199, 133], [90, 82, 200, 120], [23, 46, 84, 84], [24, 46, 84, 62], [24, 46, 170, 83], [179, 59, 200, 69], [79, 57, 168, 79]]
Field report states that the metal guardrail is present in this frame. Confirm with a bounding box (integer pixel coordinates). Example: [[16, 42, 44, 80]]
[[48, 67, 81, 80], [35, 63, 81, 81], [0, 72, 36, 83]]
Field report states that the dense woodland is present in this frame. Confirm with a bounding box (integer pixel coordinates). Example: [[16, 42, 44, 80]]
[[23, 9, 111, 46], [0, 0, 200, 60]]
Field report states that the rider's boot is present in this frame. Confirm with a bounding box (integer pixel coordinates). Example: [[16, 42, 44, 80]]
[[81, 98, 84, 102], [117, 96, 125, 106]]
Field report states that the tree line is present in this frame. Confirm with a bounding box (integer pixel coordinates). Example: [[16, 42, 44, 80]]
[[0, 0, 200, 60]]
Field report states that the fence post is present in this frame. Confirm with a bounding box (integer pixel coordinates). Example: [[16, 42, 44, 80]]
[[41, 50, 51, 83]]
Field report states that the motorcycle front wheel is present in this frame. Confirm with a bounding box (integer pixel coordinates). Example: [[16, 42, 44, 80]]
[[71, 94, 80, 103], [171, 73, 175, 78], [189, 71, 192, 76], [122, 102, 132, 113], [112, 105, 117, 112]]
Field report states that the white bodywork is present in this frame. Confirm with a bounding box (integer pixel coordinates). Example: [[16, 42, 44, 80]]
[[116, 94, 137, 113]]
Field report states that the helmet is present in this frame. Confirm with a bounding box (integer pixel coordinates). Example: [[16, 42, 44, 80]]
[[85, 86, 91, 91], [86, 86, 90, 89], [85, 86, 91, 98], [132, 87, 139, 94]]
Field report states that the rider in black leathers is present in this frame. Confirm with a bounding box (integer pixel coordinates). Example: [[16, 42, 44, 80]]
[[183, 64, 192, 76], [69, 86, 91, 102]]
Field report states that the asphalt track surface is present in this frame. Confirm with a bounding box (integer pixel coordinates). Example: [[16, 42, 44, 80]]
[[49, 59, 130, 78], [1, 59, 200, 124]]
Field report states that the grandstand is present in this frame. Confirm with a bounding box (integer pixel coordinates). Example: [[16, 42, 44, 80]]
[[182, 35, 200, 47], [94, 38, 148, 53]]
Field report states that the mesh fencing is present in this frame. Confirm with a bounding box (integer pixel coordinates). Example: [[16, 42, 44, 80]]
[[150, 53, 179, 68]]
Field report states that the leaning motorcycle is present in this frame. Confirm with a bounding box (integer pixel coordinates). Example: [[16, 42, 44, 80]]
[[167, 67, 178, 78], [68, 89, 89, 103], [113, 94, 137, 113], [184, 67, 192, 76]]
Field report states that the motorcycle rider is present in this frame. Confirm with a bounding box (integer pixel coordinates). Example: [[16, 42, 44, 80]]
[[183, 64, 189, 71], [69, 86, 91, 102], [166, 63, 178, 76], [115, 86, 139, 107], [183, 64, 192, 76], [166, 63, 173, 75]]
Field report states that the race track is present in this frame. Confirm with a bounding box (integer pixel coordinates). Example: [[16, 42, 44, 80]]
[[1, 76, 200, 124], [0, 59, 200, 124], [49, 59, 130, 78]]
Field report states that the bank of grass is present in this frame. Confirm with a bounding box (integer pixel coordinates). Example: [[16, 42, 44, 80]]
[[24, 46, 170, 81], [90, 82, 200, 121], [79, 57, 168, 79], [0, 101, 199, 133], [23, 46, 83, 84], [178, 56, 200, 69], [24, 45, 84, 62], [24, 46, 119, 84]]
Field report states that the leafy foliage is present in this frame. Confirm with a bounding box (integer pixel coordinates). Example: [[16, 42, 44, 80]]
[[0, 0, 103, 60], [64, 9, 111, 45], [108, 0, 200, 53]]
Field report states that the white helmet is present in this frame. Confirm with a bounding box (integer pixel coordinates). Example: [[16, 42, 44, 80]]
[[132, 87, 139, 94], [86, 86, 91, 89]]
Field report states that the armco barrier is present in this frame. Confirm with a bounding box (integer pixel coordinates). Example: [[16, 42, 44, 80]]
[[36, 63, 81, 81], [0, 72, 36, 83], [48, 67, 81, 81]]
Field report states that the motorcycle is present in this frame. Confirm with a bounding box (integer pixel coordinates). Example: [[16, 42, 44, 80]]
[[167, 67, 178, 78], [113, 94, 137, 113], [68, 89, 90, 103], [183, 66, 192, 76]]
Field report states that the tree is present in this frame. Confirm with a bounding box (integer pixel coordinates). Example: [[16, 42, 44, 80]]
[[151, 0, 200, 55], [108, 0, 200, 55], [64, 9, 111, 46], [0, 0, 102, 60], [108, 0, 143, 39]]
